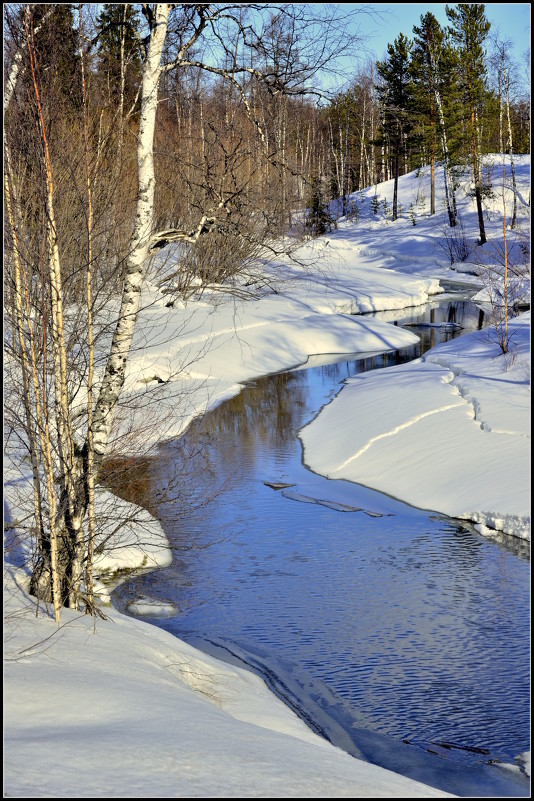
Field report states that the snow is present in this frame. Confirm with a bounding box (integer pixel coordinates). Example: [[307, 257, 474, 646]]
[[4, 565, 455, 799], [300, 313, 530, 539], [4, 154, 530, 797]]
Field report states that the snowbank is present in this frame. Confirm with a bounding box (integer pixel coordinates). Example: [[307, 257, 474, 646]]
[[4, 567, 455, 798], [4, 154, 530, 797], [300, 313, 530, 539]]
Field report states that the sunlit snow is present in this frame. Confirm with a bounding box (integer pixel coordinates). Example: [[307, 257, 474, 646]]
[[4, 155, 530, 797]]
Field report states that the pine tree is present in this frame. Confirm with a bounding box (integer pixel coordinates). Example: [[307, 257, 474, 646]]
[[376, 33, 415, 220], [411, 12, 459, 225], [306, 175, 335, 236], [18, 4, 80, 113], [328, 90, 355, 212], [446, 3, 491, 244]]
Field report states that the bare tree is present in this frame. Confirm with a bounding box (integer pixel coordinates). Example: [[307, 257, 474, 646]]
[[4, 3, 370, 618]]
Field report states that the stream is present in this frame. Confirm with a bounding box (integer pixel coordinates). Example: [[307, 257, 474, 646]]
[[112, 291, 530, 798]]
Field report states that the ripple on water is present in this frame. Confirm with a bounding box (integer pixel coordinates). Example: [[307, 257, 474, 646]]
[[112, 300, 530, 796]]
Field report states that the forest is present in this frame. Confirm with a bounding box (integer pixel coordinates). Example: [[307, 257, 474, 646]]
[[3, 3, 530, 621]]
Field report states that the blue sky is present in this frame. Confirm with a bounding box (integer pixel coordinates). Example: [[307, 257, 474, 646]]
[[351, 3, 531, 60], [327, 3, 531, 94]]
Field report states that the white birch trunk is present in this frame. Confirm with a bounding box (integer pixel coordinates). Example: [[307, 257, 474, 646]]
[[359, 97, 366, 190], [79, 5, 97, 612], [5, 147, 62, 623], [329, 118, 341, 202], [370, 68, 376, 185], [498, 72, 504, 155], [503, 61, 517, 228], [92, 4, 170, 458], [24, 5, 85, 609], [432, 71, 457, 227]]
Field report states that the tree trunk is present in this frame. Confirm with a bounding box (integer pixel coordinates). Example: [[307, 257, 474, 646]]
[[429, 92, 435, 215], [498, 71, 504, 155], [370, 68, 376, 186], [503, 62, 517, 228], [359, 97, 366, 191], [432, 73, 457, 227], [466, 61, 486, 244], [79, 5, 97, 613], [92, 4, 169, 459], [392, 127, 400, 221], [471, 113, 486, 244], [5, 156, 62, 624], [24, 7, 85, 611]]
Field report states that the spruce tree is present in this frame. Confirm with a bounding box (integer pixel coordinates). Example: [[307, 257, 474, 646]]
[[19, 4, 80, 113], [96, 4, 141, 112], [306, 176, 335, 236]]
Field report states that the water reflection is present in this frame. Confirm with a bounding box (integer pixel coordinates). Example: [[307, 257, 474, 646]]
[[112, 297, 530, 797], [368, 295, 487, 354]]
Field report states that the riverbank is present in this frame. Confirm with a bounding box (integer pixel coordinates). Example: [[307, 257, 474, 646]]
[[99, 153, 529, 542], [4, 564, 459, 799], [300, 310, 530, 539], [4, 155, 530, 797]]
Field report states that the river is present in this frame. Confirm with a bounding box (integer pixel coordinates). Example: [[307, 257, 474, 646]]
[[112, 292, 530, 798]]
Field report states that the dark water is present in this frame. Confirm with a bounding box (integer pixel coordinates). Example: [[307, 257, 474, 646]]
[[112, 296, 530, 797]]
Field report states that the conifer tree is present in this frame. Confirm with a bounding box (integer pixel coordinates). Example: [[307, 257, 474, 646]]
[[15, 3, 80, 113], [411, 12, 459, 225], [446, 3, 491, 244], [376, 33, 415, 220], [96, 4, 142, 114]]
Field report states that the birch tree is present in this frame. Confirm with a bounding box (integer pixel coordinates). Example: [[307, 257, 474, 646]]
[[93, 2, 362, 454], [491, 37, 519, 229], [5, 3, 368, 617]]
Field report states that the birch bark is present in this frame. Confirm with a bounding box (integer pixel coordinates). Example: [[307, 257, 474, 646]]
[[24, 6, 84, 610], [428, 50, 457, 228], [92, 4, 170, 458], [5, 160, 62, 624], [503, 58, 517, 228]]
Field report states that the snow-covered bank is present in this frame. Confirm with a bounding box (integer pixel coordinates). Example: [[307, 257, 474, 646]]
[[113, 252, 435, 450], [4, 154, 530, 797], [300, 312, 530, 539], [113, 154, 530, 542], [3, 566, 455, 799]]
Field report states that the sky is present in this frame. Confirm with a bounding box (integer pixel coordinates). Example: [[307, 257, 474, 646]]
[[4, 150, 530, 795], [353, 3, 531, 59], [337, 3, 531, 93]]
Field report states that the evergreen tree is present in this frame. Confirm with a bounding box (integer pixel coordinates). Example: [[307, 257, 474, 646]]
[[411, 15, 439, 214], [327, 90, 355, 211], [20, 4, 80, 113], [446, 3, 491, 244], [305, 175, 335, 236], [376, 33, 415, 220], [411, 12, 459, 225], [96, 4, 142, 112]]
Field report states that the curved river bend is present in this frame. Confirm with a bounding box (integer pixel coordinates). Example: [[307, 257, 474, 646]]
[[112, 294, 530, 798]]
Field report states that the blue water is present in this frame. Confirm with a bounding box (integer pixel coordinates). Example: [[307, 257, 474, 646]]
[[112, 297, 530, 797]]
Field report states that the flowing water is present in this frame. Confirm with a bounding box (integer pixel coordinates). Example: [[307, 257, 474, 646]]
[[112, 294, 530, 797]]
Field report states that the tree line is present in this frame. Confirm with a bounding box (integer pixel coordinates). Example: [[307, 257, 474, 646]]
[[3, 3, 530, 619], [328, 5, 528, 239]]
